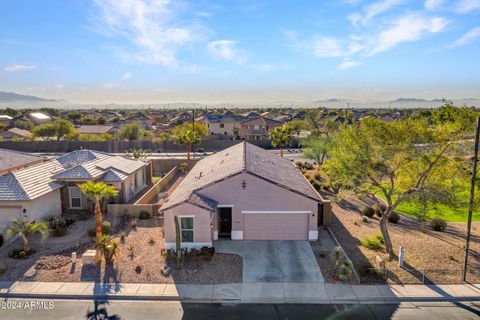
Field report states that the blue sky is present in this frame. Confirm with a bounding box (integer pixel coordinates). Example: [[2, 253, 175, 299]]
[[0, 0, 479, 103]]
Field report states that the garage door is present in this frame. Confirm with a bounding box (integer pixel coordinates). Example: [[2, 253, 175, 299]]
[[243, 212, 309, 240]]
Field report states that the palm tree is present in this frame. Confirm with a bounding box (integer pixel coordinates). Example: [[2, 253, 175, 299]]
[[5, 217, 49, 252], [125, 148, 150, 160], [173, 123, 208, 161], [269, 125, 294, 157], [79, 181, 118, 262]]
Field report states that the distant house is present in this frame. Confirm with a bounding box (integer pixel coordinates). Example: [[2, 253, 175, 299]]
[[76, 125, 117, 135], [27, 112, 52, 125], [239, 117, 283, 140], [160, 142, 331, 249], [0, 115, 13, 128], [170, 112, 193, 126], [0, 148, 46, 176], [0, 150, 151, 234], [0, 128, 32, 141], [202, 111, 248, 138]]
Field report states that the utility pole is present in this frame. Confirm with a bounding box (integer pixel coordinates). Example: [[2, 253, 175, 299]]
[[192, 109, 195, 160], [464, 116, 480, 282]]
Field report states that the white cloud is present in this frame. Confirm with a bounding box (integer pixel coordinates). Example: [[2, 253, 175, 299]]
[[349, 0, 406, 26], [122, 72, 132, 80], [4, 64, 37, 72], [55, 84, 64, 90], [455, 0, 480, 13], [451, 26, 480, 47], [369, 13, 448, 55], [92, 0, 196, 67], [425, 0, 444, 10], [338, 60, 362, 70], [207, 40, 246, 64], [103, 83, 121, 89], [313, 37, 344, 57]]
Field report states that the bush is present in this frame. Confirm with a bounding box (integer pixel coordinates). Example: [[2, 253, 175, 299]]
[[431, 218, 447, 232], [360, 233, 384, 250], [308, 178, 315, 184], [388, 212, 400, 224], [102, 221, 111, 234], [312, 181, 321, 191], [47, 216, 67, 229], [314, 173, 322, 181], [361, 206, 375, 218], [295, 161, 303, 168], [362, 216, 369, 223], [139, 211, 151, 220]]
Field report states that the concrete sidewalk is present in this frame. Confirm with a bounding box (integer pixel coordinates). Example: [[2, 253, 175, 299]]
[[1, 281, 480, 303]]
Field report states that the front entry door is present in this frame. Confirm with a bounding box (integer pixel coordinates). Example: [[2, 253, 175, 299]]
[[219, 207, 232, 237]]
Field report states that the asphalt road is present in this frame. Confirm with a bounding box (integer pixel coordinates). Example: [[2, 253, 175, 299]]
[[1, 299, 480, 320]]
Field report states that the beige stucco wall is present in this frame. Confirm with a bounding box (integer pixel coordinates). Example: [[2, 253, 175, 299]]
[[123, 167, 147, 203], [163, 202, 212, 249], [198, 172, 319, 235], [204, 120, 236, 136], [0, 189, 62, 234]]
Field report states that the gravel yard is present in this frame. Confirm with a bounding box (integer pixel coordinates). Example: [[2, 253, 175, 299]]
[[0, 217, 242, 284], [327, 190, 480, 284]]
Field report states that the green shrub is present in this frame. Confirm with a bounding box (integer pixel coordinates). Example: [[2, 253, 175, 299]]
[[353, 220, 360, 226], [314, 173, 322, 181], [312, 181, 321, 191], [362, 216, 369, 223], [360, 233, 384, 250], [431, 218, 447, 232], [361, 206, 375, 218], [139, 211, 151, 220], [372, 205, 383, 217], [308, 178, 315, 184], [295, 161, 303, 168], [102, 221, 111, 234], [388, 212, 400, 224], [47, 215, 67, 229], [19, 251, 27, 258]]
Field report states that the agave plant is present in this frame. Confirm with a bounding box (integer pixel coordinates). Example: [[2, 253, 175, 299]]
[[125, 148, 150, 160], [5, 217, 49, 252]]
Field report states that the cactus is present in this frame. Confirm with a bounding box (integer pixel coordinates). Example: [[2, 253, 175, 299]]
[[174, 215, 182, 267]]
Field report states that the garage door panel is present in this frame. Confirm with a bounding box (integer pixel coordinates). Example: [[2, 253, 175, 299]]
[[243, 213, 308, 240]]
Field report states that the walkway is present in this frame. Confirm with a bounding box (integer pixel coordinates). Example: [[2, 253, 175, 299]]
[[1, 281, 480, 304], [215, 240, 323, 283]]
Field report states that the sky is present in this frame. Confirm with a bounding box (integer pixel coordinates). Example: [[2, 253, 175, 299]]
[[0, 0, 479, 104]]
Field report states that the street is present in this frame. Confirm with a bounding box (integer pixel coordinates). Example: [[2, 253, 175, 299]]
[[1, 299, 480, 319]]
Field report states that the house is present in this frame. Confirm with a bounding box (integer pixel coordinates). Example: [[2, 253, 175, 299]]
[[0, 150, 151, 234], [202, 111, 248, 137], [0, 115, 13, 128], [160, 142, 331, 249], [27, 112, 52, 125], [76, 125, 117, 135], [239, 117, 283, 140], [170, 112, 193, 126], [0, 148, 46, 176], [0, 128, 32, 141]]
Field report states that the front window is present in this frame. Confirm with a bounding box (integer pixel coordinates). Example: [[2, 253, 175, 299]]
[[220, 123, 225, 128], [69, 187, 82, 209], [180, 217, 194, 242], [254, 125, 259, 130]]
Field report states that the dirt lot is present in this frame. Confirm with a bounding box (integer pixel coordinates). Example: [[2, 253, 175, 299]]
[[0, 217, 242, 284], [326, 190, 480, 284]]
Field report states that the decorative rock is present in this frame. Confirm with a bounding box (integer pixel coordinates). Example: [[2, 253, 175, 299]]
[[82, 250, 96, 265], [24, 266, 37, 279]]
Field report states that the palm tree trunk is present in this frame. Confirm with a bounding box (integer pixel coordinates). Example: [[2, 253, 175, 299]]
[[186, 143, 191, 161], [22, 235, 30, 252], [280, 144, 284, 157], [94, 200, 103, 263]]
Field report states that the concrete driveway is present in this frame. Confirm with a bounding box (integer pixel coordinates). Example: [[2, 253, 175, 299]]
[[215, 240, 324, 283]]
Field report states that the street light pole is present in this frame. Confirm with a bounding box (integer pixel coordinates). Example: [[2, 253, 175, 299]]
[[463, 116, 480, 282]]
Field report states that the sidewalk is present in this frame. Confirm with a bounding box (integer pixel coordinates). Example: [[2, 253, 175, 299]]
[[1, 281, 480, 303]]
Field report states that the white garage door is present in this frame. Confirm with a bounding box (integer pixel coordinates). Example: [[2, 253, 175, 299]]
[[243, 212, 309, 240], [0, 206, 22, 234]]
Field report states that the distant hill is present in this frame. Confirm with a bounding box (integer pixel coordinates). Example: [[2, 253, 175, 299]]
[[0, 91, 58, 106]]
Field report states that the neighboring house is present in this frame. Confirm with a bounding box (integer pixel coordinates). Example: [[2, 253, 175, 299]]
[[0, 150, 151, 234], [27, 112, 52, 125], [202, 111, 248, 137], [239, 117, 283, 140], [0, 148, 46, 176], [160, 142, 331, 249], [0, 115, 13, 128], [76, 125, 117, 135], [0, 128, 32, 141], [170, 112, 192, 126]]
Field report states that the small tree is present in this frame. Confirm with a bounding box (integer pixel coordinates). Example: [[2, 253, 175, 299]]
[[5, 217, 49, 252], [301, 134, 334, 165], [31, 119, 76, 141], [79, 182, 118, 262], [173, 123, 208, 161], [118, 122, 144, 141], [269, 125, 294, 157], [153, 132, 173, 156]]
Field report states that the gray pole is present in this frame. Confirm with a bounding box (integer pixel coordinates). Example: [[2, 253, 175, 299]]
[[463, 116, 480, 282]]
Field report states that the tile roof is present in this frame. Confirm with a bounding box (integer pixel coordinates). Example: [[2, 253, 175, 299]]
[[76, 125, 115, 134], [161, 142, 321, 211], [240, 117, 283, 126], [3, 128, 32, 138], [0, 149, 147, 200], [0, 148, 45, 173]]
